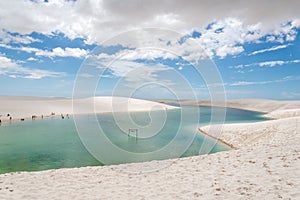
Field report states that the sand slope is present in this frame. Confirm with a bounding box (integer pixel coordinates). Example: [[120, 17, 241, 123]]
[[159, 98, 300, 113], [0, 96, 177, 122], [0, 98, 299, 199], [0, 143, 299, 199], [200, 116, 300, 148]]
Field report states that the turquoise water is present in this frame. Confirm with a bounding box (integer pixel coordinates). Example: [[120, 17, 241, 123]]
[[0, 106, 268, 174]]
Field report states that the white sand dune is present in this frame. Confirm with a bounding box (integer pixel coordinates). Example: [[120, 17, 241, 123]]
[[0, 96, 177, 122], [222, 99, 300, 113], [168, 98, 300, 113], [200, 116, 300, 148], [0, 98, 299, 199], [197, 99, 300, 148], [264, 108, 300, 119]]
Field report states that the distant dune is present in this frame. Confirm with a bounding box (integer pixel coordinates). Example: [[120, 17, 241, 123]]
[[155, 98, 300, 113], [0, 96, 178, 122]]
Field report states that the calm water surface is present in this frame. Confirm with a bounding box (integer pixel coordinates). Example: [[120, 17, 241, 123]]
[[0, 106, 268, 174]]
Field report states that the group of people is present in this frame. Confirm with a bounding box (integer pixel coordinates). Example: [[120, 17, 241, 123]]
[[0, 113, 70, 125]]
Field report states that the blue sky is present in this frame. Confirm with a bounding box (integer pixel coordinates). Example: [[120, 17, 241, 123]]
[[0, 0, 299, 100]]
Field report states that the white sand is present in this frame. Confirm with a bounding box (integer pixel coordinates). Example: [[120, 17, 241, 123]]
[[0, 98, 299, 199], [200, 116, 300, 148], [0, 96, 177, 122], [198, 99, 300, 148], [172, 98, 300, 113], [222, 99, 300, 113]]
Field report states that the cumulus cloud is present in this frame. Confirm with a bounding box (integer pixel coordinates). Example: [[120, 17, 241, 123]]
[[192, 18, 299, 59], [0, 54, 65, 79], [92, 19, 293, 63], [0, 0, 300, 57], [0, 30, 42, 44], [0, 43, 88, 58], [216, 45, 244, 59], [35, 47, 88, 58], [94, 17, 299, 60]]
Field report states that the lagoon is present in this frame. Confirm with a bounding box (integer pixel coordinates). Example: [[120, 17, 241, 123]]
[[0, 106, 268, 174]]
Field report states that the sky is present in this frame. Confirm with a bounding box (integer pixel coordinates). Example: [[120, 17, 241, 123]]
[[0, 0, 299, 100]]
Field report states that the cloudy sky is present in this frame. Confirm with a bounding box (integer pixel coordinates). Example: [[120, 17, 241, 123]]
[[0, 0, 299, 99]]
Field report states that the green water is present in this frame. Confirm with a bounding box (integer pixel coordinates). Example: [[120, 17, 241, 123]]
[[0, 106, 268, 174]]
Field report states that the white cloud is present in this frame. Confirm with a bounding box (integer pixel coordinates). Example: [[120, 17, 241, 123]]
[[0, 30, 42, 44], [122, 63, 172, 86], [98, 59, 171, 79], [0, 54, 65, 79], [194, 18, 252, 58], [230, 81, 265, 86], [89, 19, 296, 64], [193, 18, 299, 59], [97, 59, 197, 99], [0, 0, 299, 59], [0, 54, 18, 69], [133, 18, 298, 60], [229, 64, 244, 69], [27, 57, 38, 61], [230, 59, 300, 69], [93, 59, 177, 96], [95, 48, 178, 65], [0, 43, 88, 58], [35, 47, 88, 58], [258, 61, 286, 67], [98, 24, 295, 62], [249, 44, 290, 55], [216, 45, 244, 59], [258, 60, 300, 67], [230, 76, 300, 86], [0, 43, 40, 53]]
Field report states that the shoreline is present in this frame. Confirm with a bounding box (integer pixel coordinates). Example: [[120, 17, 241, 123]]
[[156, 98, 300, 115], [0, 96, 178, 125], [0, 108, 182, 126]]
